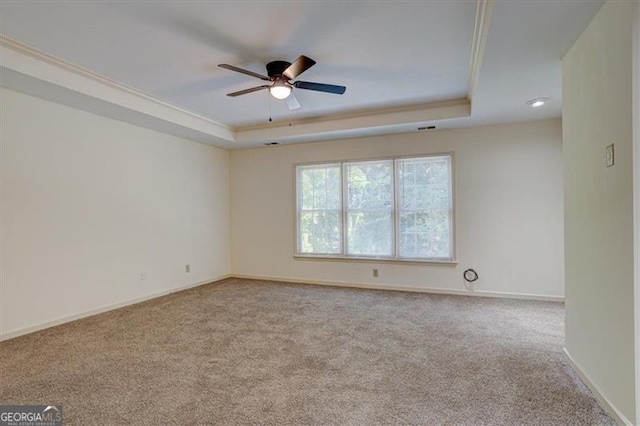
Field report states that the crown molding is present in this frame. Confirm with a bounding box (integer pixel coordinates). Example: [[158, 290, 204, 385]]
[[0, 36, 235, 146], [1, 24, 484, 149], [467, 0, 495, 101], [235, 99, 471, 144], [0, 36, 229, 128], [236, 0, 489, 145], [238, 98, 470, 132]]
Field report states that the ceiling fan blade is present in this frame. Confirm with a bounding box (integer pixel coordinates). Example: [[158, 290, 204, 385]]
[[283, 55, 316, 80], [218, 64, 270, 81], [226, 85, 270, 97], [293, 81, 346, 95], [286, 92, 301, 110]]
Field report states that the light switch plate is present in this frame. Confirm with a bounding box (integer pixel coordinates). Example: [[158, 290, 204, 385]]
[[606, 143, 615, 167]]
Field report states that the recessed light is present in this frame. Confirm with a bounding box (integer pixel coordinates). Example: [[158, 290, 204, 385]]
[[526, 97, 549, 108]]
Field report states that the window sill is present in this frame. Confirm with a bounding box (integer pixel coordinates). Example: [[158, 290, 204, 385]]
[[293, 255, 458, 266]]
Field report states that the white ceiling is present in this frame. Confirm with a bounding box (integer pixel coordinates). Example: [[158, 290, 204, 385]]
[[0, 0, 604, 148], [468, 0, 605, 127]]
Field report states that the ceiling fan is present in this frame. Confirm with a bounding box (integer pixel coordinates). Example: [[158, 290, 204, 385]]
[[218, 55, 346, 110]]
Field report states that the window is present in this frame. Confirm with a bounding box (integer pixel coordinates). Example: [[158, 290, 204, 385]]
[[297, 163, 342, 255], [296, 154, 454, 262]]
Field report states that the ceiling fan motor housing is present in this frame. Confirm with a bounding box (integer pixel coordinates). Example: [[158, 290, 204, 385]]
[[266, 60, 292, 79]]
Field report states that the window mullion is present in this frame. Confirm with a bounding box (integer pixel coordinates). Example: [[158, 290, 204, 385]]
[[341, 162, 347, 256], [392, 159, 399, 260]]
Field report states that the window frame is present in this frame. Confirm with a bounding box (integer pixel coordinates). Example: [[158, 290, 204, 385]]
[[295, 162, 343, 256], [343, 159, 395, 258], [294, 153, 457, 265]]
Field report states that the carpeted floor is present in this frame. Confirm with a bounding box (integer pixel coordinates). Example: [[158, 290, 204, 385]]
[[0, 278, 613, 425]]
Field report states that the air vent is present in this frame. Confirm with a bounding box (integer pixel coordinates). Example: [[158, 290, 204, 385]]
[[264, 142, 280, 146], [418, 126, 436, 131]]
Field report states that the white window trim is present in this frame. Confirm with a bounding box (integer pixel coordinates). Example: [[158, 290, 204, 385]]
[[294, 153, 457, 264]]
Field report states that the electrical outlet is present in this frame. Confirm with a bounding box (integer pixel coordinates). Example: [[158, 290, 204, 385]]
[[140, 272, 146, 280], [185, 264, 190, 273], [373, 268, 379, 278]]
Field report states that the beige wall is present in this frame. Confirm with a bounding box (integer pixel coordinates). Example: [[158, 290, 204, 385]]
[[0, 88, 231, 339], [230, 119, 564, 299], [562, 1, 637, 423]]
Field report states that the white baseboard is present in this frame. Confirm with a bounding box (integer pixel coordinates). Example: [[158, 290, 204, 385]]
[[563, 347, 634, 426], [0, 274, 231, 342], [230, 274, 565, 302], [0, 273, 562, 342]]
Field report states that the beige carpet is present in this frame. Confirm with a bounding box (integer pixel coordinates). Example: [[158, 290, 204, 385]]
[[0, 278, 613, 425]]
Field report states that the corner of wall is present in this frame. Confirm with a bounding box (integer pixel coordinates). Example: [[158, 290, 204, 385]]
[[633, 1, 640, 423], [562, 0, 637, 423]]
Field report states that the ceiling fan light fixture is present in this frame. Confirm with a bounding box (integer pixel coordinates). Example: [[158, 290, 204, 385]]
[[269, 83, 292, 100]]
